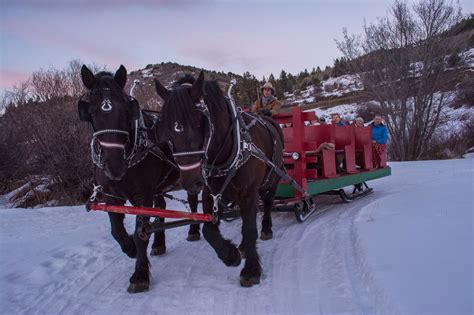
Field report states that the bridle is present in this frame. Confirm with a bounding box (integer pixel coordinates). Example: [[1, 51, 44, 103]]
[[90, 125, 138, 169], [81, 86, 141, 170], [170, 83, 215, 172]]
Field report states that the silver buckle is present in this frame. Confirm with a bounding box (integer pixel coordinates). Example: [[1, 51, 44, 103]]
[[242, 141, 252, 151]]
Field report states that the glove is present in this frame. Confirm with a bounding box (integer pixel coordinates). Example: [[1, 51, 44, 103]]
[[258, 108, 272, 116]]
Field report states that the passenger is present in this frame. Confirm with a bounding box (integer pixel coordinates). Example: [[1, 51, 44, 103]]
[[371, 114, 388, 168], [319, 117, 326, 125], [251, 82, 282, 116], [309, 114, 320, 125], [353, 117, 364, 127], [331, 113, 347, 126]]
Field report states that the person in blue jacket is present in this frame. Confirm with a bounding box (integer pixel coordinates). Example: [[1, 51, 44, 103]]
[[371, 114, 388, 167]]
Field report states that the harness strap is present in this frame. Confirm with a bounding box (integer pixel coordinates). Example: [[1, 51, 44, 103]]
[[207, 109, 239, 171], [249, 144, 307, 196]]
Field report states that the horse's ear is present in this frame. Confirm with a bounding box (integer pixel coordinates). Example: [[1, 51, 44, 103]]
[[81, 65, 95, 90], [114, 65, 127, 89], [154, 78, 170, 101], [190, 70, 205, 102]]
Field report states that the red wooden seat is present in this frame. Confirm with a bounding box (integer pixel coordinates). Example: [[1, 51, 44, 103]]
[[304, 124, 337, 178], [335, 126, 357, 174], [275, 108, 341, 197], [354, 127, 373, 170]]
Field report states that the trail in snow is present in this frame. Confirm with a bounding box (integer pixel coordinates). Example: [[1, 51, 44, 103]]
[[0, 159, 472, 315]]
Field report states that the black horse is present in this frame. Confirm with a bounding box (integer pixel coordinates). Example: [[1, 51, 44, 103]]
[[154, 72, 284, 287], [78, 65, 200, 293]]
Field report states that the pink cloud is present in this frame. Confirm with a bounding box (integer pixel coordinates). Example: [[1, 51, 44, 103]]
[[3, 21, 132, 68], [0, 69, 31, 89]]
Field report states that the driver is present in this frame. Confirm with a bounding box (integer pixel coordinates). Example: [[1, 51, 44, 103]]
[[251, 82, 281, 116]]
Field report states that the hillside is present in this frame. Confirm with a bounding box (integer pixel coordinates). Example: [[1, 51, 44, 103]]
[[125, 62, 246, 111]]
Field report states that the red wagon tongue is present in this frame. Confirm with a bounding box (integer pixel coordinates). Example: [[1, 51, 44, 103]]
[[87, 203, 213, 222]]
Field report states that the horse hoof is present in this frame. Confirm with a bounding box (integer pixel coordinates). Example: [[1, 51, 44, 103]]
[[150, 246, 166, 256], [222, 246, 241, 267], [260, 231, 273, 240], [186, 233, 200, 242], [240, 276, 260, 287], [127, 281, 149, 294]]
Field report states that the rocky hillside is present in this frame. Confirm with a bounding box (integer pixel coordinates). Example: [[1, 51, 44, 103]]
[[125, 62, 246, 111]]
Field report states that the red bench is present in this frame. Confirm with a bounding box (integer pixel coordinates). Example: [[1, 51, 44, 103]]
[[354, 127, 373, 170], [335, 126, 357, 174], [304, 124, 337, 178], [274, 108, 339, 197]]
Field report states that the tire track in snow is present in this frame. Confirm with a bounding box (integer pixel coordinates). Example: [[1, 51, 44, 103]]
[[268, 194, 393, 314], [19, 237, 129, 315]]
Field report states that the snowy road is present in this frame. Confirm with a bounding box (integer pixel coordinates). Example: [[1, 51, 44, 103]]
[[1, 159, 472, 314]]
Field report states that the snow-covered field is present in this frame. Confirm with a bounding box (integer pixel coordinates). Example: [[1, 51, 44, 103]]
[[1, 159, 472, 315]]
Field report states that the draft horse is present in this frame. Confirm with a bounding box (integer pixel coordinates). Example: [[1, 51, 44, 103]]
[[154, 72, 284, 287], [78, 65, 200, 293]]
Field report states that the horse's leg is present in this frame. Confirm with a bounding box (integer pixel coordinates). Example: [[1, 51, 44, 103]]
[[128, 197, 152, 293], [260, 185, 277, 240], [106, 197, 136, 258], [239, 193, 261, 287], [187, 192, 201, 241], [201, 188, 241, 267], [150, 194, 166, 256]]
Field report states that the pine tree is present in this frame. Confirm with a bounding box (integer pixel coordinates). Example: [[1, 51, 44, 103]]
[[279, 70, 293, 93]]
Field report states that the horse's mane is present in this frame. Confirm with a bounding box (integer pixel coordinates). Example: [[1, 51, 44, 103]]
[[92, 71, 126, 100], [95, 72, 117, 90], [161, 74, 227, 131]]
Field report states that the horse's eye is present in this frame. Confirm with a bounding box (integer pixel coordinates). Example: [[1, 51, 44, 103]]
[[174, 122, 184, 133]]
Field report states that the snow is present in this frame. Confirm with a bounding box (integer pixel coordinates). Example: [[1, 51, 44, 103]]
[[320, 74, 364, 98], [462, 47, 474, 68], [0, 159, 473, 314], [140, 68, 153, 78], [305, 103, 358, 122]]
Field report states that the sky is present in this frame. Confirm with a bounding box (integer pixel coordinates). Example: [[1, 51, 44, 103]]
[[1, 0, 473, 90]]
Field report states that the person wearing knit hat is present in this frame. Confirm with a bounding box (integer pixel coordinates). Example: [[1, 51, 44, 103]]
[[251, 81, 282, 116], [354, 117, 365, 127]]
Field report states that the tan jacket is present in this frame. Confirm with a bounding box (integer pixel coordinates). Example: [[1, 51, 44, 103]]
[[251, 97, 282, 115]]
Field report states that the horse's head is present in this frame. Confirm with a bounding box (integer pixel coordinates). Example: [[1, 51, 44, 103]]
[[154, 71, 207, 194], [78, 65, 140, 181]]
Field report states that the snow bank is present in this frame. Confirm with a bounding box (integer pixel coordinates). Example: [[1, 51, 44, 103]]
[[356, 159, 473, 315]]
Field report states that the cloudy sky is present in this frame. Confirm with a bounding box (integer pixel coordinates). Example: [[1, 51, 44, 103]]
[[1, 0, 473, 90]]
